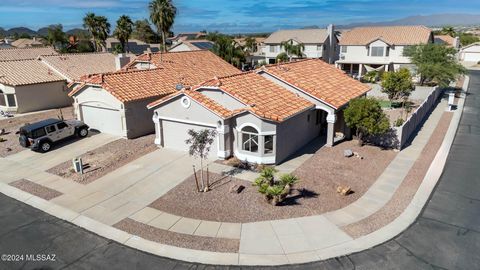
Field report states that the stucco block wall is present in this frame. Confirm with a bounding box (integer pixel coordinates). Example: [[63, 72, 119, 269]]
[[198, 89, 245, 110], [340, 42, 411, 64], [124, 98, 158, 138], [14, 81, 71, 113], [275, 109, 319, 163], [154, 95, 222, 125]]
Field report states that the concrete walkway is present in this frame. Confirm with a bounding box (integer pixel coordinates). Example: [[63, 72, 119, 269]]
[[0, 76, 467, 266]]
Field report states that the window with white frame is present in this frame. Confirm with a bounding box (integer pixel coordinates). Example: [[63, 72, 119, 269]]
[[264, 135, 274, 154], [371, 46, 384, 57], [341, 46, 347, 53], [269, 45, 276, 53], [0, 90, 5, 106], [6, 94, 16, 107], [317, 44, 322, 51], [241, 126, 259, 152]]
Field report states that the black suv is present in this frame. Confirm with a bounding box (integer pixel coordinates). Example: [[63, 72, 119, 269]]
[[19, 119, 89, 152]]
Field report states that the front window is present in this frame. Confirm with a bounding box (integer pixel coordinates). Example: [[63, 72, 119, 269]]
[[341, 46, 347, 53], [269, 45, 275, 53], [6, 94, 16, 107], [241, 126, 258, 153], [371, 46, 384, 57], [317, 45, 322, 51], [0, 90, 5, 106], [264, 135, 274, 154]]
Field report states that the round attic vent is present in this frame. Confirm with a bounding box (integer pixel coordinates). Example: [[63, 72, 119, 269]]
[[181, 96, 191, 108]]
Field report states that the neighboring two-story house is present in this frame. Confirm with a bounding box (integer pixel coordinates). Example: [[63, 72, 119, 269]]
[[262, 25, 338, 64], [335, 25, 434, 78]]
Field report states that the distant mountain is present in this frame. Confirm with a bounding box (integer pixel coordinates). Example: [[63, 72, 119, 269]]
[[37, 27, 51, 37], [6, 27, 37, 36], [338, 13, 480, 29], [65, 28, 90, 36]]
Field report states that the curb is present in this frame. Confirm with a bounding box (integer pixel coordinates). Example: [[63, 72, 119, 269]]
[[0, 76, 469, 266]]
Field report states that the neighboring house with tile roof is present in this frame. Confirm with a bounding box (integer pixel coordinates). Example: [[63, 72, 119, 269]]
[[262, 25, 338, 64], [336, 25, 434, 78], [0, 46, 57, 61], [11, 37, 44, 48], [148, 59, 370, 164], [168, 40, 214, 52], [0, 59, 70, 113], [434, 35, 460, 49], [68, 50, 240, 138]]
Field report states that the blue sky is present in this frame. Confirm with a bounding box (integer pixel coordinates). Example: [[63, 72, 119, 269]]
[[1, 0, 479, 33]]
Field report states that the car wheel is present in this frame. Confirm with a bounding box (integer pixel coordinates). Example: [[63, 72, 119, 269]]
[[78, 128, 88, 138], [40, 142, 51, 153]]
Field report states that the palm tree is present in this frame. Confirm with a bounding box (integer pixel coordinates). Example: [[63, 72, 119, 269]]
[[244, 37, 257, 53], [149, 0, 177, 52], [211, 35, 245, 68], [83, 12, 98, 51], [441, 26, 456, 37], [95, 16, 111, 52], [114, 15, 134, 53], [281, 40, 305, 61]]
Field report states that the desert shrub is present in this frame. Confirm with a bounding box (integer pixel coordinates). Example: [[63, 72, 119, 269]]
[[394, 118, 405, 127], [253, 168, 298, 205]]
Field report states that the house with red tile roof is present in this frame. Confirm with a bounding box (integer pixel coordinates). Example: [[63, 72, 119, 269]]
[[68, 50, 240, 138], [336, 25, 434, 78], [148, 59, 370, 164]]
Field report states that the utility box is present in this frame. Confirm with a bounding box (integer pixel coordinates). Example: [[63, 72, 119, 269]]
[[448, 92, 455, 111], [72, 157, 84, 174]]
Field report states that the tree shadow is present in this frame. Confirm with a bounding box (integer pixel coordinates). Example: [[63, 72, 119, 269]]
[[277, 188, 319, 206]]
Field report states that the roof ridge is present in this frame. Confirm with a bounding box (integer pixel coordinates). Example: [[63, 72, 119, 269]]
[[0, 46, 54, 51], [0, 58, 40, 63], [43, 52, 113, 57], [87, 67, 164, 80]]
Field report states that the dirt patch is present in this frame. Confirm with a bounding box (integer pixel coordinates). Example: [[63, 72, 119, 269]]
[[47, 135, 157, 184], [150, 140, 397, 223], [0, 107, 74, 157], [114, 218, 239, 253], [9, 179, 63, 200], [342, 112, 453, 238], [382, 99, 423, 126]]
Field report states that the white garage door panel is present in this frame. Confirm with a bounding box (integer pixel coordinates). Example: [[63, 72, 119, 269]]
[[81, 105, 124, 136], [163, 120, 217, 157], [464, 53, 480, 62]]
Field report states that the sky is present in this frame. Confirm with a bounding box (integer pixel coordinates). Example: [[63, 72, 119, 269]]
[[1, 0, 480, 33]]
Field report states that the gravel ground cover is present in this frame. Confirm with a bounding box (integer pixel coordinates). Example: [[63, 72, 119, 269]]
[[114, 218, 239, 253], [382, 99, 423, 125], [150, 140, 397, 223], [47, 135, 157, 184], [9, 179, 63, 200], [342, 112, 453, 238], [0, 107, 74, 157]]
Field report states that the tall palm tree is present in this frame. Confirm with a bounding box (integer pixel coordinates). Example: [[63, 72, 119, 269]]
[[114, 15, 134, 53], [95, 16, 111, 52], [149, 0, 177, 52], [281, 39, 305, 61], [83, 12, 98, 51]]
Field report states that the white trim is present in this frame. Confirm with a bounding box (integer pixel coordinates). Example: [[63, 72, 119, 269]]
[[180, 96, 191, 108], [217, 124, 229, 134], [326, 113, 336, 123], [157, 116, 217, 128], [40, 59, 73, 82], [217, 150, 231, 159], [234, 149, 275, 164], [235, 123, 276, 135]]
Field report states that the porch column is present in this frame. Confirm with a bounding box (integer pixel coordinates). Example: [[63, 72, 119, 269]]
[[216, 124, 230, 159], [326, 113, 336, 147], [152, 114, 162, 146], [358, 64, 364, 78]]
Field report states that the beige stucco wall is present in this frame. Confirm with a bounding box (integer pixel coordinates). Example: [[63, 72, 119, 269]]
[[10, 81, 71, 113]]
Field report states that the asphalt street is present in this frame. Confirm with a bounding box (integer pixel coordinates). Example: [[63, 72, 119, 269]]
[[0, 71, 479, 270]]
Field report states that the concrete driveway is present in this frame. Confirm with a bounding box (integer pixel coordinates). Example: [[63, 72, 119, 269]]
[[5, 132, 118, 171]]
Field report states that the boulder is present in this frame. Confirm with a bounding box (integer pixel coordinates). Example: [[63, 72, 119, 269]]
[[344, 149, 354, 157]]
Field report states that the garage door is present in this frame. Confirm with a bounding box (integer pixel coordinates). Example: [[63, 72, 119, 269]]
[[162, 120, 218, 157], [464, 52, 480, 62], [80, 105, 124, 136]]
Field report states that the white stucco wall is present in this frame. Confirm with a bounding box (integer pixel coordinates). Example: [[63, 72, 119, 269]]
[[339, 40, 412, 65]]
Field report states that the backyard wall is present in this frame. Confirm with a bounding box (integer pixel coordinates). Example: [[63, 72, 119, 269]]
[[395, 86, 443, 149]]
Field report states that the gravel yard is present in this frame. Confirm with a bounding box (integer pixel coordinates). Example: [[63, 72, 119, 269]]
[[342, 111, 453, 238], [47, 134, 157, 184], [114, 218, 239, 253], [150, 140, 397, 223], [9, 179, 63, 201], [382, 99, 423, 125], [0, 107, 74, 157]]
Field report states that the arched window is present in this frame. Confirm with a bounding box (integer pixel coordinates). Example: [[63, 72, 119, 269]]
[[241, 126, 258, 153]]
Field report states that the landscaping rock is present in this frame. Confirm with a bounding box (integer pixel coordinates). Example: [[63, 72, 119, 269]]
[[344, 149, 354, 157], [353, 152, 364, 159], [337, 185, 352, 196], [229, 184, 245, 194]]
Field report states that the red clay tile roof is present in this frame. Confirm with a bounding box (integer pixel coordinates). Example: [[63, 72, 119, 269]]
[[70, 50, 241, 103], [339, 25, 432, 46], [149, 72, 315, 122], [260, 59, 371, 109]]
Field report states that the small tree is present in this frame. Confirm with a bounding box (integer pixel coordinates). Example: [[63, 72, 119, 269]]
[[344, 98, 390, 146], [381, 68, 415, 117], [185, 129, 217, 191], [280, 39, 305, 61], [404, 44, 466, 87], [276, 52, 288, 63]]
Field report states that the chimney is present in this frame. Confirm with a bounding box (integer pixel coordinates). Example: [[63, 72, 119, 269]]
[[33, 37, 36, 42], [327, 24, 336, 64], [115, 53, 131, 70]]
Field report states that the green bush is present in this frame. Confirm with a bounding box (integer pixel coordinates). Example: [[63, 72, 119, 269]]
[[363, 70, 379, 83], [394, 118, 405, 127]]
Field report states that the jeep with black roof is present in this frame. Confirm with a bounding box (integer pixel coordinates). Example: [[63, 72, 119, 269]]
[[19, 118, 89, 152]]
